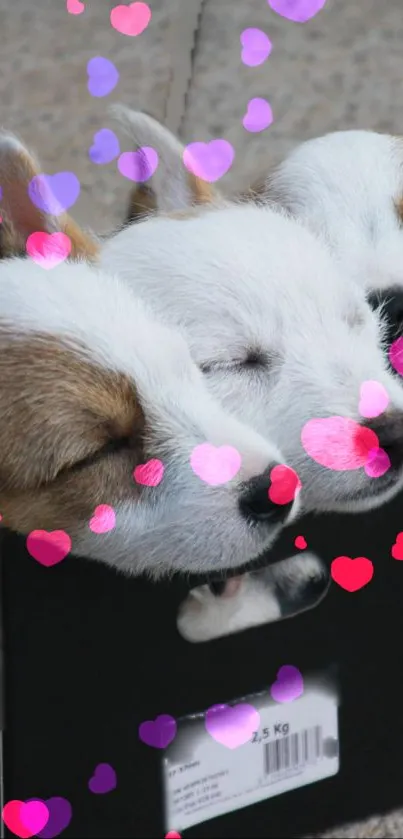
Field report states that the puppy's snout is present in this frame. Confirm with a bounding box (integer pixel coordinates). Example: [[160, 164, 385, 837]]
[[365, 413, 403, 469], [239, 466, 295, 524]]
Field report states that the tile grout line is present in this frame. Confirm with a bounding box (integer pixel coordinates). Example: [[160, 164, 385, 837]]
[[163, 0, 206, 140]]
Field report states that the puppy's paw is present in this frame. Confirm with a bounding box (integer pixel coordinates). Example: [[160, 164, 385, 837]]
[[177, 576, 281, 643]]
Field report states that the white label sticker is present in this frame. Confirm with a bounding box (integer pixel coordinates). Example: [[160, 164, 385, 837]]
[[163, 686, 339, 832]]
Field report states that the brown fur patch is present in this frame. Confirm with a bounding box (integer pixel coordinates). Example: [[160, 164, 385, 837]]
[[0, 331, 145, 536], [0, 137, 99, 262], [395, 195, 403, 226], [124, 170, 216, 226]]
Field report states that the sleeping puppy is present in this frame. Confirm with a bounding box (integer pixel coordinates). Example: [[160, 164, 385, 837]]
[[263, 129, 403, 344], [0, 133, 300, 580], [96, 108, 403, 640]]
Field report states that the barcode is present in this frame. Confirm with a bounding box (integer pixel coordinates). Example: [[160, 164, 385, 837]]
[[263, 726, 322, 776]]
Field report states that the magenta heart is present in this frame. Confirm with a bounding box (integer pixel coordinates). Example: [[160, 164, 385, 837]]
[[27, 797, 72, 839], [270, 665, 304, 703], [389, 336, 403, 376], [138, 714, 177, 749], [117, 147, 158, 182], [243, 98, 273, 133], [88, 763, 117, 794], [267, 0, 327, 22], [205, 703, 260, 749], [183, 140, 235, 183], [240, 28, 272, 67], [28, 172, 80, 215], [364, 447, 391, 478], [89, 128, 120, 164]]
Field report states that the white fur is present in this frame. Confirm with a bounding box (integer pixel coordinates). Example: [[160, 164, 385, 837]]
[[0, 257, 297, 577], [267, 130, 403, 294]]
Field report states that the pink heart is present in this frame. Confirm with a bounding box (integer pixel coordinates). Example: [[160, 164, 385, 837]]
[[89, 504, 116, 534], [267, 0, 327, 23], [26, 530, 71, 566], [301, 416, 380, 471], [269, 464, 301, 504], [364, 447, 391, 478], [26, 232, 71, 269], [2, 800, 50, 838], [294, 535, 307, 549], [183, 140, 235, 183], [243, 98, 273, 133], [133, 459, 164, 487], [358, 380, 389, 418], [270, 666, 304, 703], [165, 833, 182, 839], [117, 147, 158, 182], [240, 28, 272, 67], [205, 703, 260, 750], [190, 443, 241, 486], [110, 2, 151, 36], [389, 336, 403, 376], [67, 0, 85, 13]]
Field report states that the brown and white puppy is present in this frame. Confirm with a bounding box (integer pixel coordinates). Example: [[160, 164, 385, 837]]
[[0, 133, 299, 580]]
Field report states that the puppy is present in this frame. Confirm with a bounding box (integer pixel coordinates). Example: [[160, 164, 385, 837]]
[[0, 133, 299, 580], [97, 109, 403, 640]]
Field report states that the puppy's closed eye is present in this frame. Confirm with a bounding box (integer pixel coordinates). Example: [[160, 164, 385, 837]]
[[200, 349, 274, 374]]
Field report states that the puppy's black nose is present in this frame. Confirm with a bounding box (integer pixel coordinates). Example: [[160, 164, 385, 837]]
[[239, 467, 296, 524], [367, 286, 403, 346]]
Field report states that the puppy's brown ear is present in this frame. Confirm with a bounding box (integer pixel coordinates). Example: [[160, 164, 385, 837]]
[[0, 133, 99, 261], [110, 105, 218, 224]]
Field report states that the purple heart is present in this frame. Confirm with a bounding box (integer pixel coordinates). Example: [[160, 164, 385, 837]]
[[270, 665, 304, 703], [89, 128, 120, 165], [28, 173, 80, 216], [240, 28, 272, 67], [267, 0, 327, 22], [27, 797, 72, 839], [243, 98, 273, 133], [183, 140, 235, 183], [138, 714, 177, 749], [117, 147, 158, 182], [88, 762, 117, 794], [205, 703, 260, 749], [87, 56, 119, 98]]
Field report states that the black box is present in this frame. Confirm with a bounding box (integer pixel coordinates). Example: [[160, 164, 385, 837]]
[[2, 492, 403, 838]]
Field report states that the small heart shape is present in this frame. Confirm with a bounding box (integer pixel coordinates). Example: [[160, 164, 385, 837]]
[[364, 446, 391, 478], [243, 98, 273, 133], [269, 464, 301, 504], [117, 147, 158, 182], [331, 555, 374, 592], [110, 2, 152, 36], [89, 505, 116, 534], [26, 232, 71, 269], [358, 380, 389, 418], [89, 129, 120, 165], [301, 416, 380, 471], [2, 800, 50, 839], [26, 530, 71, 567], [139, 714, 177, 749], [67, 0, 85, 14], [87, 57, 119, 98], [270, 665, 304, 703], [88, 763, 117, 794], [205, 703, 260, 749], [294, 535, 307, 549], [392, 534, 403, 560], [165, 833, 182, 839], [28, 172, 80, 215], [190, 443, 241, 486], [389, 336, 403, 376], [240, 28, 272, 66], [183, 140, 235, 183], [133, 459, 164, 487], [267, 0, 327, 23]]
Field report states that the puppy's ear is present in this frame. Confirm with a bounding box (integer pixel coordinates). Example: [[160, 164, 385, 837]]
[[0, 132, 99, 261], [110, 105, 218, 222]]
